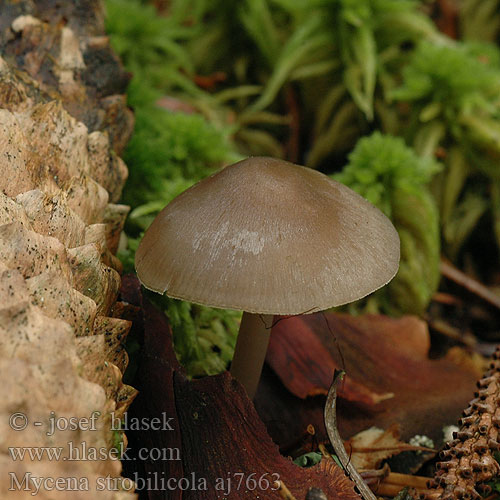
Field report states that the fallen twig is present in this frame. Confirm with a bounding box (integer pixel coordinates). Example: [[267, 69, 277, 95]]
[[376, 472, 430, 497], [324, 370, 378, 500], [426, 316, 476, 347], [440, 259, 500, 310]]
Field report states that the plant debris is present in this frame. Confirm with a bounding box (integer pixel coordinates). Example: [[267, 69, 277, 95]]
[[120, 274, 360, 500], [257, 313, 482, 450]]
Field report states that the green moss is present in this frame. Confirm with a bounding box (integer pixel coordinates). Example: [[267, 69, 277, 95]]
[[392, 41, 500, 120], [165, 299, 241, 377], [392, 40, 500, 257], [335, 132, 440, 217], [122, 100, 237, 210], [334, 132, 441, 315], [293, 451, 323, 468]]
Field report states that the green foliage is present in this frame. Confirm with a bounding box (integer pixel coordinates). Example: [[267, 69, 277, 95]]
[[108, 0, 445, 164], [393, 487, 416, 500], [106, 4, 239, 212], [392, 39, 500, 257], [117, 235, 139, 274], [106, 0, 195, 96], [123, 94, 236, 210], [335, 132, 440, 217], [293, 451, 342, 468], [293, 452, 324, 468], [335, 133, 441, 315], [305, 0, 443, 166], [156, 296, 241, 377], [459, 0, 500, 42], [392, 41, 500, 124], [332, 0, 433, 120]]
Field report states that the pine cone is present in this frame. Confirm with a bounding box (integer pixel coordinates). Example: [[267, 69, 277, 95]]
[[425, 347, 500, 500], [0, 2, 137, 498]]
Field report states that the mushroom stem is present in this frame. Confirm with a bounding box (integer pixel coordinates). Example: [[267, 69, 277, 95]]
[[230, 312, 273, 399]]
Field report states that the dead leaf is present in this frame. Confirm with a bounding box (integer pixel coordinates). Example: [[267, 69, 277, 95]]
[[344, 425, 433, 470], [256, 313, 481, 450], [267, 315, 394, 404]]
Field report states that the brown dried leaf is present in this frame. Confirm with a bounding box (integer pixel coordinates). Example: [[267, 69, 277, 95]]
[[267, 315, 394, 404], [257, 313, 481, 449]]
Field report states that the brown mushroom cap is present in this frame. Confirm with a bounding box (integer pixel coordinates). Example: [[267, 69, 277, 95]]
[[135, 157, 400, 315]]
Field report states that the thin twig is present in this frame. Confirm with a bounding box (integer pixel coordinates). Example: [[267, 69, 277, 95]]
[[431, 291, 463, 306], [426, 317, 476, 347], [324, 370, 377, 500], [440, 259, 500, 310]]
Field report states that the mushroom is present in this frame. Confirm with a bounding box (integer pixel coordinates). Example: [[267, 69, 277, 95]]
[[135, 157, 400, 398]]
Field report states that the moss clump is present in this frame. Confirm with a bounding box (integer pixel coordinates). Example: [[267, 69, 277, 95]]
[[335, 132, 441, 315], [123, 85, 237, 210]]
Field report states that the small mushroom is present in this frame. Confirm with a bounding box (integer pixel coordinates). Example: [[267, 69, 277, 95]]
[[135, 157, 400, 398]]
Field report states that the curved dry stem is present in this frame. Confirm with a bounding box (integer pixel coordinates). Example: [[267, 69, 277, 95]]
[[325, 370, 378, 500]]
